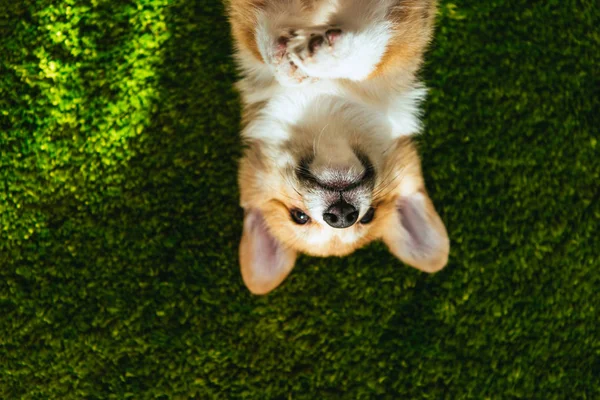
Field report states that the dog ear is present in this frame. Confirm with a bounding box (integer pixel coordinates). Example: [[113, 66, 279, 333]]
[[382, 191, 449, 273], [239, 209, 298, 294]]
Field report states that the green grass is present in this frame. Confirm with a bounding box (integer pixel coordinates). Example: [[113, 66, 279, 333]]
[[1, 0, 599, 398]]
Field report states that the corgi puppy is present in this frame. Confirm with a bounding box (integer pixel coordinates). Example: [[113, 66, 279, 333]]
[[228, 0, 449, 294]]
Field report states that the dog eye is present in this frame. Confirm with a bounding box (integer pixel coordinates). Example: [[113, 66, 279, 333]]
[[290, 209, 310, 225], [359, 207, 375, 224]]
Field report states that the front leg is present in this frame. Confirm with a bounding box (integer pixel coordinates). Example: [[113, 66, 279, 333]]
[[286, 22, 392, 81]]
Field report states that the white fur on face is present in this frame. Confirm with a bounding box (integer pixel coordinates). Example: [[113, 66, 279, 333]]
[[302, 220, 368, 246]]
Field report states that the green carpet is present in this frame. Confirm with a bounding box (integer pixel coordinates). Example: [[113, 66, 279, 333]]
[[1, 0, 599, 397]]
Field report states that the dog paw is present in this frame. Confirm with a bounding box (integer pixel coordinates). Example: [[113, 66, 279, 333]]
[[287, 27, 346, 78], [286, 24, 391, 81], [271, 31, 316, 86], [288, 28, 342, 60]]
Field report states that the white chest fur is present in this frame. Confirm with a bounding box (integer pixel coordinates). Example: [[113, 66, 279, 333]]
[[241, 76, 426, 142]]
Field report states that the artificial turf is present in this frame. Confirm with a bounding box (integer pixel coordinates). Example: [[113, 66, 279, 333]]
[[1, 0, 599, 398]]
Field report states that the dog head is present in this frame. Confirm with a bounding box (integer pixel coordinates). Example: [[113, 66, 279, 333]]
[[238, 98, 448, 294]]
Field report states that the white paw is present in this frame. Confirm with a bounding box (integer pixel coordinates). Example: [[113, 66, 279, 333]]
[[287, 27, 345, 79], [271, 33, 317, 87], [287, 24, 391, 81]]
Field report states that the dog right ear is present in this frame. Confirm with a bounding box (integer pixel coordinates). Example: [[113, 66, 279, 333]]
[[239, 209, 298, 295], [381, 191, 450, 273]]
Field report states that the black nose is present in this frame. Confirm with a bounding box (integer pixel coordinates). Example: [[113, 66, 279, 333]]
[[323, 200, 359, 228]]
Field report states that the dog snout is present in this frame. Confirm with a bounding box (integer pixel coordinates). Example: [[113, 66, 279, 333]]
[[297, 152, 375, 192], [323, 200, 359, 229], [319, 170, 363, 191]]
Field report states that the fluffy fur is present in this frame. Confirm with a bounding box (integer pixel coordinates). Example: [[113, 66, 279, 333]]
[[228, 0, 449, 294]]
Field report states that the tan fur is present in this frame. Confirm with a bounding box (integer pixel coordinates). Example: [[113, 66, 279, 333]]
[[227, 0, 266, 61], [239, 209, 297, 295], [372, 138, 449, 272], [369, 0, 437, 78]]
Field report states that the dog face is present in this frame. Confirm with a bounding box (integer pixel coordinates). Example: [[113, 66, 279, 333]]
[[239, 99, 448, 294]]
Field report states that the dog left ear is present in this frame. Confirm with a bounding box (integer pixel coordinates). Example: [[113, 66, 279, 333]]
[[239, 209, 298, 295], [382, 191, 449, 273]]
